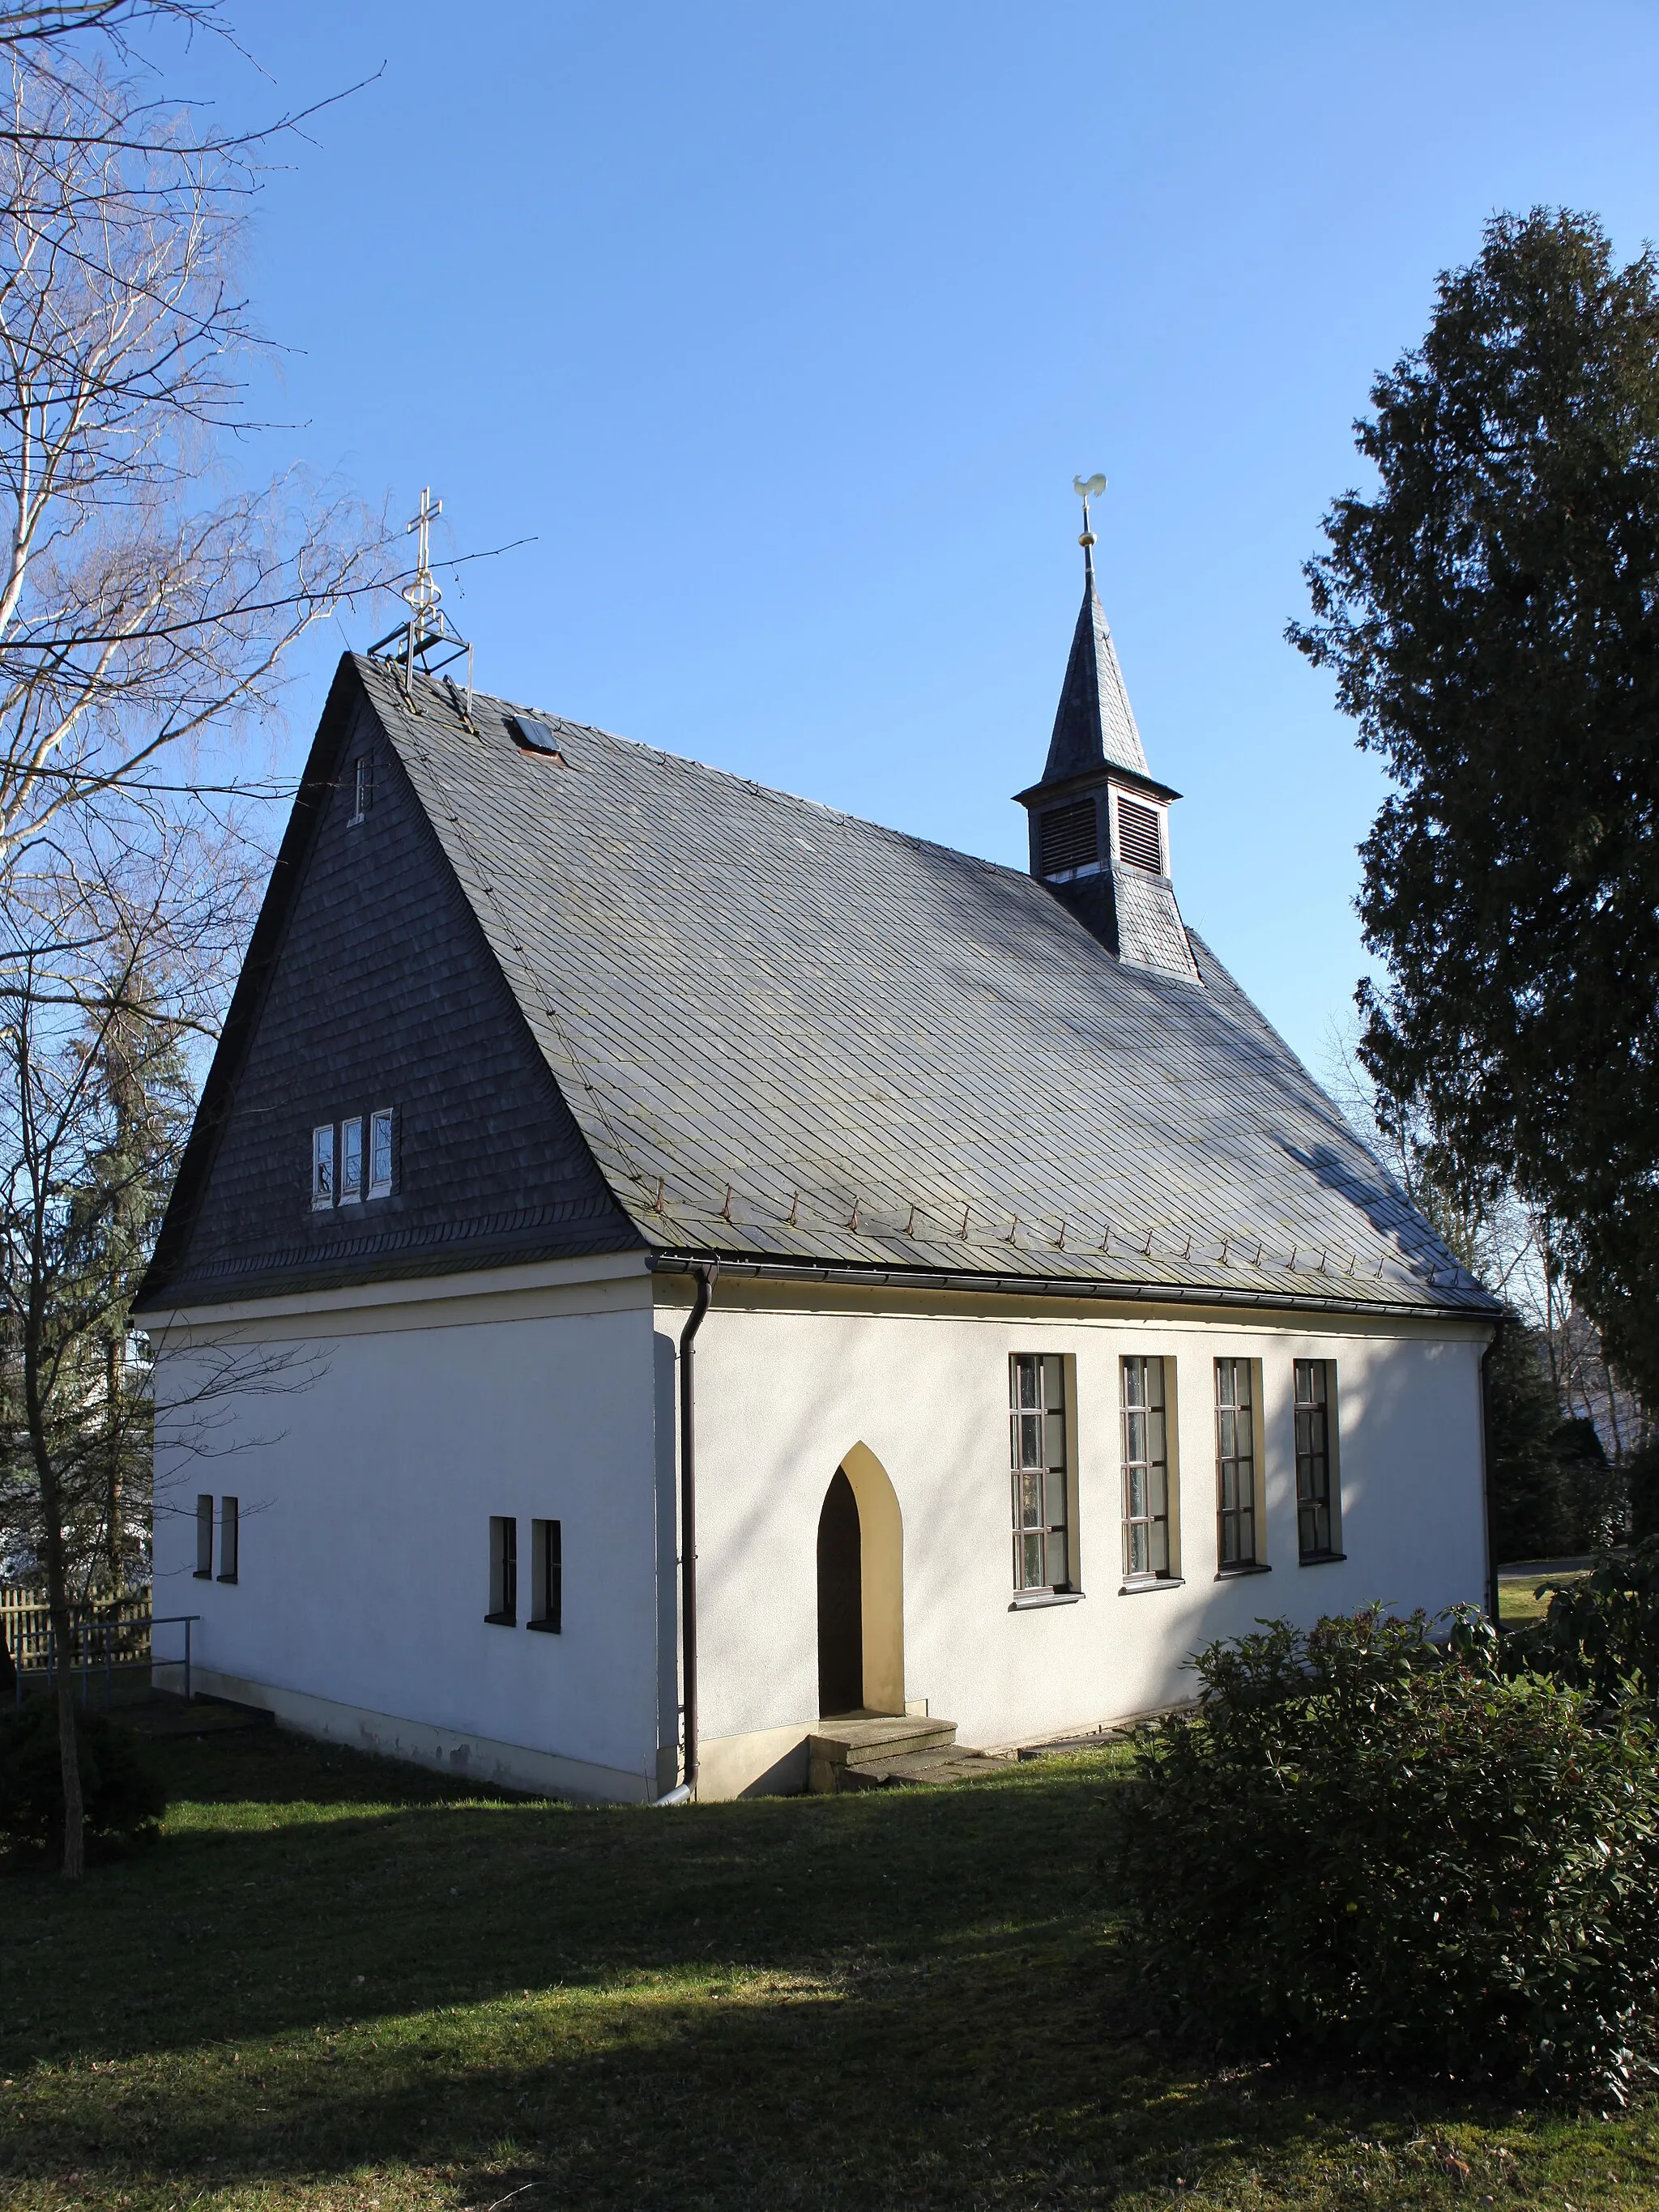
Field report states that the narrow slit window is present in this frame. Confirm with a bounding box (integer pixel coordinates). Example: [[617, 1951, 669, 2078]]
[[311, 1124, 335, 1209], [529, 1519, 562, 1632], [218, 1496, 239, 1583], [1121, 1355, 1172, 1579], [1294, 1359, 1339, 1559], [350, 755, 373, 824], [194, 1494, 213, 1579], [487, 1515, 518, 1625], [1009, 1353, 1070, 1592], [340, 1117, 364, 1204], [1214, 1359, 1257, 1568], [369, 1107, 394, 1199]]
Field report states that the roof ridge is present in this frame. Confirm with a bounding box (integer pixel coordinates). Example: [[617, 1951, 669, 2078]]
[[356, 653, 1030, 887]]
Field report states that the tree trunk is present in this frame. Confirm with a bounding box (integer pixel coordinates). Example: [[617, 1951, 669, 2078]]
[[26, 1287, 85, 1880], [105, 1329, 123, 1592], [53, 1657, 84, 1880]]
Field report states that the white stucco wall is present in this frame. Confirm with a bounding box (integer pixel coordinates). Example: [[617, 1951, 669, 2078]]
[[146, 1256, 1491, 1806], [147, 1255, 667, 1800], [676, 1281, 1491, 1771]]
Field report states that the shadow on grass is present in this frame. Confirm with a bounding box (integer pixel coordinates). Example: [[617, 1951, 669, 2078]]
[[3, 1732, 1651, 2210]]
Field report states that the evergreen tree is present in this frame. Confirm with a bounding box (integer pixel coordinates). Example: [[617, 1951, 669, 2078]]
[[1486, 1318, 1575, 1565], [1293, 208, 1659, 1409]]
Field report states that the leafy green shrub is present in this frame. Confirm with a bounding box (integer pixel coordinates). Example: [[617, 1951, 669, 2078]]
[[1511, 1540, 1659, 1704], [1111, 1607, 1659, 2103], [0, 1701, 167, 1864]]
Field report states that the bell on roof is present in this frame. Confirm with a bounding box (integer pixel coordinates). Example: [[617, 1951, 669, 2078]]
[[1013, 477, 1200, 983]]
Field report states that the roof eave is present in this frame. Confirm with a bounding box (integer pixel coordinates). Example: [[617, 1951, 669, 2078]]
[[1014, 762, 1183, 809], [642, 1247, 1500, 1324]]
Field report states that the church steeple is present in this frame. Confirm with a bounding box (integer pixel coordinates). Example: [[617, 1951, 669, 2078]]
[[1014, 479, 1200, 982], [1043, 499, 1149, 784]]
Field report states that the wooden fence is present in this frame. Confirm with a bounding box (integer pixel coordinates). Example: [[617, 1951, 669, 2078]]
[[1, 1583, 155, 1677]]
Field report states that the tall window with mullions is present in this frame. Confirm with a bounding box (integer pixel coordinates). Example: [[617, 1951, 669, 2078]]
[[1122, 1355, 1172, 1579], [1213, 1358, 1257, 1567], [1009, 1353, 1070, 1592], [1294, 1358, 1338, 1558]]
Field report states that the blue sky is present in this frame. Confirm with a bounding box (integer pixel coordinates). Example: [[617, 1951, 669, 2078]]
[[177, 2, 1659, 1074]]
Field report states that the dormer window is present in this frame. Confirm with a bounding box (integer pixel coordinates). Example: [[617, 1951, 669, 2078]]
[[310, 1110, 394, 1212], [369, 1107, 395, 1198], [1038, 799, 1100, 882], [311, 1124, 335, 1208], [340, 1116, 364, 1204], [1115, 794, 1164, 874]]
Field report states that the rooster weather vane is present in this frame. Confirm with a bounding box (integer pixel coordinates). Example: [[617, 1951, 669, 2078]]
[[1073, 472, 1107, 568]]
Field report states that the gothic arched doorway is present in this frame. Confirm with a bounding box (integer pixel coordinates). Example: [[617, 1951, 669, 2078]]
[[816, 1447, 905, 1718], [817, 1469, 863, 1715]]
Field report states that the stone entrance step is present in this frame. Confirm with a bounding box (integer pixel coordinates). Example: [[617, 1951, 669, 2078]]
[[808, 1714, 1003, 1794]]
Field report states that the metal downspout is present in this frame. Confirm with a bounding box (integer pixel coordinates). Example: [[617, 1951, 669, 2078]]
[[1479, 1326, 1499, 1625], [672, 1259, 719, 1800]]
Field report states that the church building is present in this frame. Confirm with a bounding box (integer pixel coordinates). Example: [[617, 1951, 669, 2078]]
[[134, 515, 1499, 1801]]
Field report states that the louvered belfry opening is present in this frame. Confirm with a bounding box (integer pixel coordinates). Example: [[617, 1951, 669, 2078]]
[[1038, 798, 1098, 879], [1115, 795, 1163, 874]]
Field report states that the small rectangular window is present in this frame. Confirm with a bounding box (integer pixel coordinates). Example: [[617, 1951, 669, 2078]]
[[1122, 1354, 1174, 1579], [1214, 1358, 1259, 1568], [218, 1496, 239, 1583], [194, 1494, 213, 1579], [340, 1117, 364, 1204], [1009, 1353, 1070, 1592], [487, 1515, 518, 1624], [368, 1107, 394, 1199], [1294, 1359, 1341, 1559], [1116, 795, 1164, 873], [312, 1124, 335, 1209], [529, 1518, 562, 1632], [349, 755, 373, 824]]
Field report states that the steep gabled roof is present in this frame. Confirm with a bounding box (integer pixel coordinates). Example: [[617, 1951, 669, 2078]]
[[165, 650, 1484, 1321]]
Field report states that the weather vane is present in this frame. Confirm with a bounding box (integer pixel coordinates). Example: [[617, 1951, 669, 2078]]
[[1073, 472, 1107, 569], [369, 484, 475, 718]]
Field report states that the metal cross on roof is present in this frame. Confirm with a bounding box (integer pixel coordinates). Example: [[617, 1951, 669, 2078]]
[[403, 486, 444, 637], [369, 484, 475, 718]]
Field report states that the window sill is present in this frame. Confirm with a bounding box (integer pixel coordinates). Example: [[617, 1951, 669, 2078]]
[[1119, 1575, 1186, 1595], [526, 1617, 562, 1634], [1299, 1550, 1347, 1567], [216, 1575, 238, 1586], [1009, 1588, 1085, 1611], [484, 1611, 517, 1627], [1215, 1562, 1272, 1580], [191, 1570, 211, 1581]]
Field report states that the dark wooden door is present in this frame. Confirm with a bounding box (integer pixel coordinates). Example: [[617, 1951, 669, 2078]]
[[817, 1469, 863, 1716]]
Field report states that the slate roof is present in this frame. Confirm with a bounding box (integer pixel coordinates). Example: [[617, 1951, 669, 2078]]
[[1042, 560, 1149, 782], [282, 651, 1496, 1320]]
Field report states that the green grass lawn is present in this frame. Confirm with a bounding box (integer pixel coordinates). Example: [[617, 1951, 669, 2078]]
[[1497, 1567, 1589, 1627], [3, 1725, 1657, 2210]]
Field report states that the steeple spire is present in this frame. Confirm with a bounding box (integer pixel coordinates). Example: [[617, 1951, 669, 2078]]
[[1012, 476, 1199, 983], [1043, 475, 1149, 784]]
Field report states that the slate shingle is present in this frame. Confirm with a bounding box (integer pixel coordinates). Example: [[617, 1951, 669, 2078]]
[[313, 654, 1496, 1320]]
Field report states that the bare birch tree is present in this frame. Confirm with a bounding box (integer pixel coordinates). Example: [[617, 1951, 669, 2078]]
[[0, 20, 390, 1875]]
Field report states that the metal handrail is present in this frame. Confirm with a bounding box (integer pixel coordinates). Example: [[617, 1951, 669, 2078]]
[[11, 1613, 200, 1709]]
